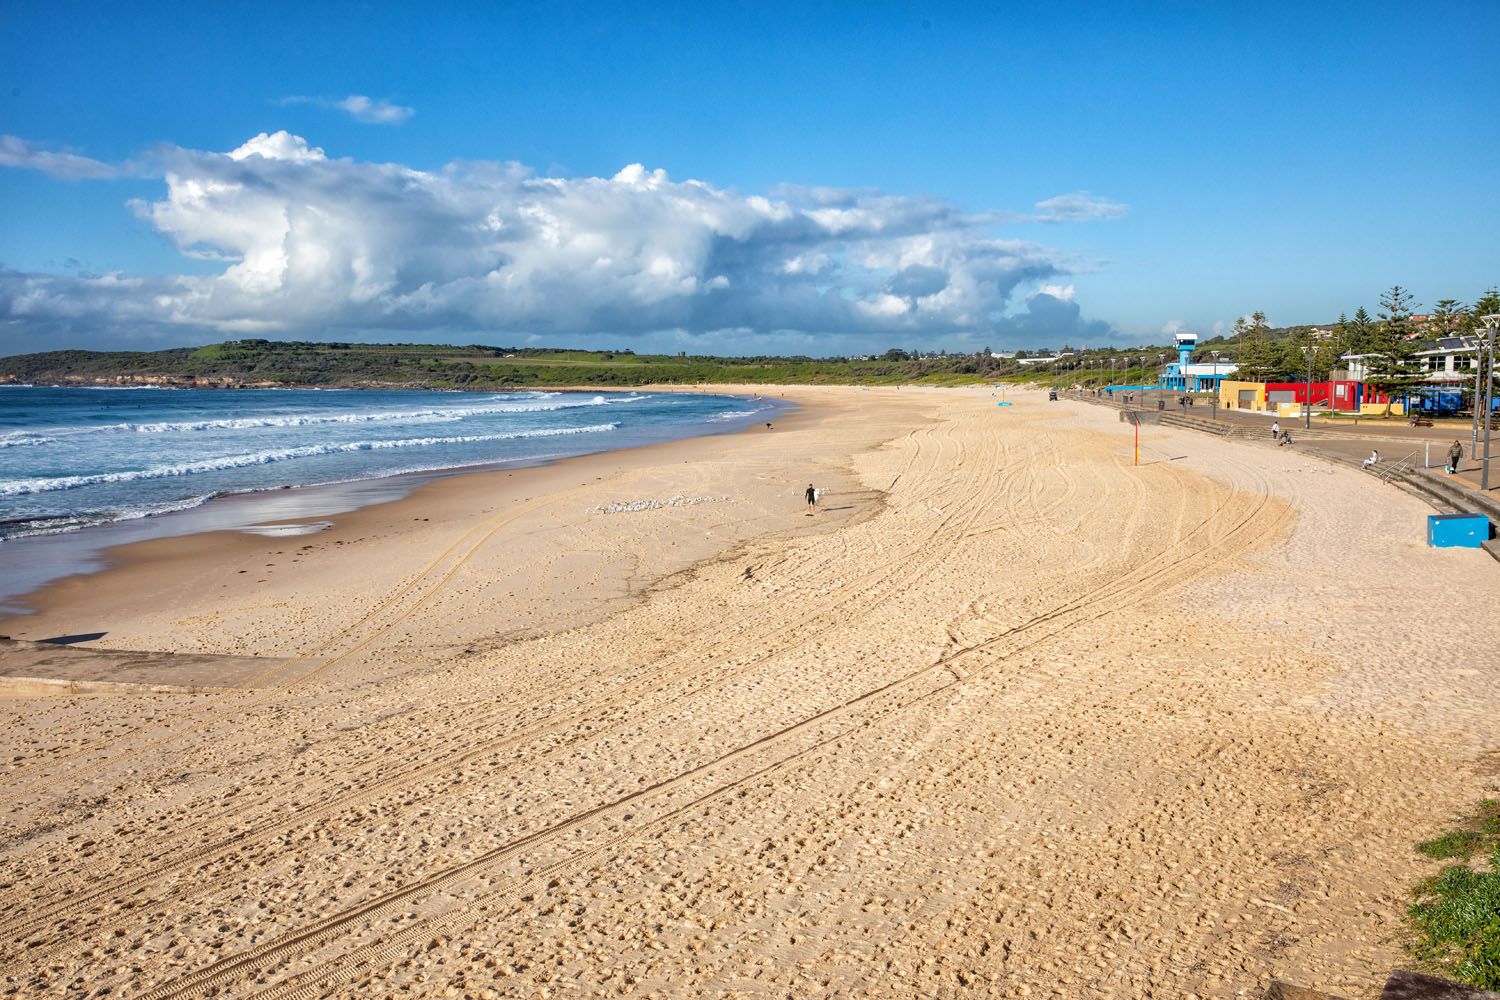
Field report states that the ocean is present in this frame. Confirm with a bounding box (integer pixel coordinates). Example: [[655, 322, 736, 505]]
[[0, 386, 785, 612]]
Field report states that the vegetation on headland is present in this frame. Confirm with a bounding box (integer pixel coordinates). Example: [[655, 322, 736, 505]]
[[2, 284, 1493, 392], [1407, 799, 1500, 989], [0, 340, 1025, 389]]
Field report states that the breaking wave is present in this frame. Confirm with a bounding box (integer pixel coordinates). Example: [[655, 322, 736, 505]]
[[26, 394, 620, 437], [0, 423, 620, 497]]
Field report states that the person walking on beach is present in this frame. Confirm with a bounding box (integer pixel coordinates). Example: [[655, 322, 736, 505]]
[[1447, 439, 1463, 474], [805, 483, 817, 515], [1271, 419, 1280, 440]]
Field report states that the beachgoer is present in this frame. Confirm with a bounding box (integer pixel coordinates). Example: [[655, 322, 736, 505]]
[[1271, 420, 1280, 440], [1279, 430, 1292, 447], [1447, 440, 1463, 474], [805, 483, 817, 515], [1362, 449, 1380, 469], [766, 422, 773, 430]]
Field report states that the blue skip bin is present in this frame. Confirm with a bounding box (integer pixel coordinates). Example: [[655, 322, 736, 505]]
[[1427, 513, 1491, 548]]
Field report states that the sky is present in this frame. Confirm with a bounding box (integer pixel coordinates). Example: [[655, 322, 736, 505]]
[[1, 1, 1497, 358]]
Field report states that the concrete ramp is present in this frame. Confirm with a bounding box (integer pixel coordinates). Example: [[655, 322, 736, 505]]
[[0, 637, 286, 695]]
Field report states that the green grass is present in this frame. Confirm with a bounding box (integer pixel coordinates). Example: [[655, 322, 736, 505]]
[[1419, 830, 1487, 860], [1408, 803, 1500, 989]]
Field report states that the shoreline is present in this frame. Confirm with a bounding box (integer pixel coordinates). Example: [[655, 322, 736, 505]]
[[0, 386, 793, 622], [0, 383, 875, 655]]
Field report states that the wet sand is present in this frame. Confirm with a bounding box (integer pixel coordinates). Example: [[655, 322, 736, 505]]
[[1, 385, 1497, 999]]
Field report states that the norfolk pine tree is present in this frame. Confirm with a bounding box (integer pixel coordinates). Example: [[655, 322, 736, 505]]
[[1368, 286, 1423, 416]]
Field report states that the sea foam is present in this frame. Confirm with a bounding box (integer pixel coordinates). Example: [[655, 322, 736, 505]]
[[0, 423, 621, 497]]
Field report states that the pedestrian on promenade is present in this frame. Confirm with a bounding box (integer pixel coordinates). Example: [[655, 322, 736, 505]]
[[1447, 439, 1463, 474]]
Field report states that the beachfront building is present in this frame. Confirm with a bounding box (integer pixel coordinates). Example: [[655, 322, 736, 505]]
[[1159, 330, 1238, 391], [1338, 336, 1494, 415], [1340, 336, 1484, 385], [1216, 379, 1407, 416], [1016, 351, 1075, 367], [1218, 379, 1370, 414]]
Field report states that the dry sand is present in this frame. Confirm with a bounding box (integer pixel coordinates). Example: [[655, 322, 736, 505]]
[[0, 385, 1497, 1000]]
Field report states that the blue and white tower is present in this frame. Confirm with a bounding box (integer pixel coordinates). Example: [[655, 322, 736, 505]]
[[1160, 329, 1236, 391], [1175, 329, 1197, 371]]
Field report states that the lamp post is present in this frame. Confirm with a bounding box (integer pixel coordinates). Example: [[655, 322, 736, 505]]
[[1473, 332, 1487, 461], [1482, 314, 1499, 490], [1209, 351, 1221, 420], [1302, 343, 1315, 430]]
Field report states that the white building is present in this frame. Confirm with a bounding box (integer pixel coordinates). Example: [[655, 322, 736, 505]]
[[1016, 351, 1074, 367], [1341, 336, 1485, 385]]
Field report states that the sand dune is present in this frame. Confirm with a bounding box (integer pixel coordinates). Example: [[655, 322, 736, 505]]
[[1, 386, 1496, 999]]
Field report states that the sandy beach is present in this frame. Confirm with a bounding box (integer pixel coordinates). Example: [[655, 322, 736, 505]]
[[2, 385, 1497, 999]]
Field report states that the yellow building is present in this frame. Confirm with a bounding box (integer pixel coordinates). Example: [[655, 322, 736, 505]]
[[1217, 380, 1268, 412]]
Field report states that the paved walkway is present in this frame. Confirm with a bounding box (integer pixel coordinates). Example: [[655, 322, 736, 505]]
[[1068, 389, 1500, 509]]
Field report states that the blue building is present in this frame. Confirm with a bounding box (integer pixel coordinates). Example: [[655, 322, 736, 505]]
[[1159, 331, 1238, 392]]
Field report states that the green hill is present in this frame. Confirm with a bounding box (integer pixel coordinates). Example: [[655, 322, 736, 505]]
[[0, 339, 1037, 389]]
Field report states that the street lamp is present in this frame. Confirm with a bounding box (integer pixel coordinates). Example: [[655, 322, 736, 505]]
[[1209, 351, 1221, 420], [1481, 314, 1499, 491], [1473, 330, 1487, 461], [1301, 344, 1316, 430]]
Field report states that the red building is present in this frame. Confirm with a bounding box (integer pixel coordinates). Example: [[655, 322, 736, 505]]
[[1262, 380, 1364, 412]]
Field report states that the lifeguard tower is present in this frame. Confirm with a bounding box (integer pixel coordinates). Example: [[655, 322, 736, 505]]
[[1161, 330, 1237, 392]]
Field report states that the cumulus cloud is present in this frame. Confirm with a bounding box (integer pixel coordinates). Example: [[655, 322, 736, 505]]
[[1032, 191, 1128, 223], [280, 94, 414, 125], [0, 135, 115, 180], [996, 288, 1114, 344], [0, 131, 1121, 353]]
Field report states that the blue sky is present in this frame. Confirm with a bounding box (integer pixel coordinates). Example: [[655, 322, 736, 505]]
[[2, 1, 1497, 356]]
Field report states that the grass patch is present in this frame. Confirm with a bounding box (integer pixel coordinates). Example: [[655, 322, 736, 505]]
[[1419, 829, 1487, 860], [1408, 803, 1500, 990]]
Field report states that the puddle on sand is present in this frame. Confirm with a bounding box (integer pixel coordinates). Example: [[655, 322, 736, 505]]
[[237, 521, 335, 538]]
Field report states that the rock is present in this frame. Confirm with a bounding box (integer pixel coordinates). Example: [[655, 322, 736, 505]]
[[1380, 970, 1500, 1000]]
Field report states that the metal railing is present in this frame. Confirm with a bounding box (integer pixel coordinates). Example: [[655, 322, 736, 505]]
[[1375, 448, 1423, 484]]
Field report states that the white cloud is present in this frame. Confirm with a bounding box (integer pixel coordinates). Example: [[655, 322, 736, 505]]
[[0, 132, 1119, 353], [336, 95, 414, 125], [1032, 191, 1128, 223], [229, 131, 327, 163], [280, 94, 415, 125], [0, 135, 115, 180]]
